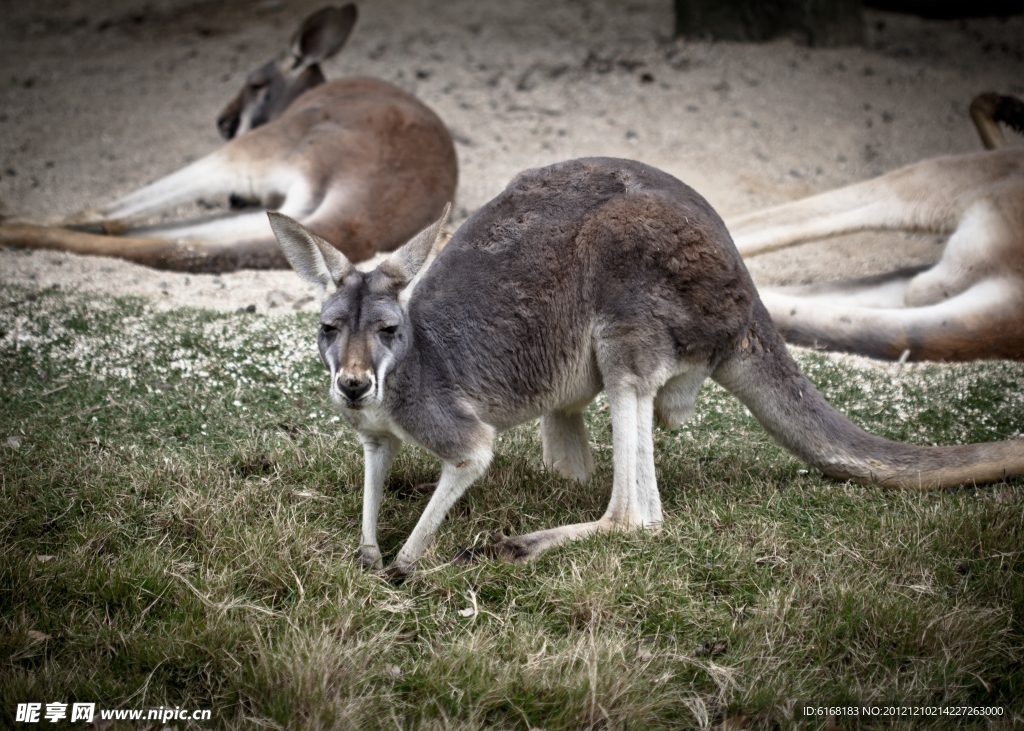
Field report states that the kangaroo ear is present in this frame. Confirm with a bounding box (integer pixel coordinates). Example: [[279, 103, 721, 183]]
[[378, 203, 452, 293], [289, 4, 358, 67], [268, 212, 353, 299]]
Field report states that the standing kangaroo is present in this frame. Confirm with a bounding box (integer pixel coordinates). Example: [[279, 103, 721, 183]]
[[270, 158, 1024, 578], [726, 93, 1024, 362], [0, 4, 457, 273]]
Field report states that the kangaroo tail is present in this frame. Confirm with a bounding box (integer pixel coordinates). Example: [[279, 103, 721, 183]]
[[712, 299, 1024, 489], [0, 224, 288, 273]]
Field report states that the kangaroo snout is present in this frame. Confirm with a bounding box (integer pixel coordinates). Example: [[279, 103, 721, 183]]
[[216, 106, 240, 140], [337, 372, 373, 405]]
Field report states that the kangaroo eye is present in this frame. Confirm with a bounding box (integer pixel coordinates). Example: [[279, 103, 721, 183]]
[[379, 325, 398, 336], [321, 324, 338, 336]]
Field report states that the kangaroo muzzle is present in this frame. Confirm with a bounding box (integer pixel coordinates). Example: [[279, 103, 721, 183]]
[[337, 370, 374, 406]]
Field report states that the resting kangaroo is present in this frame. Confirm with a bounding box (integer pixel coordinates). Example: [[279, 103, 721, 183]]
[[727, 93, 1024, 362], [0, 4, 457, 273], [270, 158, 1024, 577]]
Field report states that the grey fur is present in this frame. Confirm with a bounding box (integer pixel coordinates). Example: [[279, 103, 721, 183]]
[[271, 157, 1024, 577]]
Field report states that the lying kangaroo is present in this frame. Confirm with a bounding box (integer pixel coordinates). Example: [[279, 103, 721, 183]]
[[269, 157, 1024, 577], [0, 4, 457, 273], [727, 93, 1024, 362]]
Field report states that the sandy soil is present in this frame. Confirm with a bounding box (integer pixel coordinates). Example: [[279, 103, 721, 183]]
[[1, 0, 1022, 315]]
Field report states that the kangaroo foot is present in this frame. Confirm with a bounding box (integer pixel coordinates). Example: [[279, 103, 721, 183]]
[[453, 530, 539, 564]]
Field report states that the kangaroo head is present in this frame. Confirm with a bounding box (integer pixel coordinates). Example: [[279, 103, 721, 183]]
[[216, 4, 358, 140], [268, 204, 450, 409]]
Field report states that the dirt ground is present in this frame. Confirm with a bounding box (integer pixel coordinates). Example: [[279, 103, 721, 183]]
[[1, 0, 1022, 314]]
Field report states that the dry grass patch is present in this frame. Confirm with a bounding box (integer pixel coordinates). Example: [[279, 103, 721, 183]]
[[2, 286, 1023, 729]]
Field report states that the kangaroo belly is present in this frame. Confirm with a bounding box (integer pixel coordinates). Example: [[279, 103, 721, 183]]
[[481, 344, 604, 432]]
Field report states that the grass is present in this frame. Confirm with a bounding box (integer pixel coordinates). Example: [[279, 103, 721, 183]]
[[1, 284, 1022, 729]]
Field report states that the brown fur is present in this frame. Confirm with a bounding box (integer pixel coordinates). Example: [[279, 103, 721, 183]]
[[731, 95, 1024, 362], [730, 148, 1024, 361], [0, 6, 457, 273]]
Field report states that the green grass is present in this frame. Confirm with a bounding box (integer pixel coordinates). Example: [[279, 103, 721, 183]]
[[1, 285, 1022, 729]]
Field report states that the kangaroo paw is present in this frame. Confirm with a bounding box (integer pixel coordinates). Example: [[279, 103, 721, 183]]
[[356, 545, 383, 570], [382, 562, 412, 585], [61, 209, 128, 234]]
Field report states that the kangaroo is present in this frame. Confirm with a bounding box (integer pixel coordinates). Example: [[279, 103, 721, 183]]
[[0, 4, 457, 273], [726, 93, 1024, 362], [268, 157, 1024, 578]]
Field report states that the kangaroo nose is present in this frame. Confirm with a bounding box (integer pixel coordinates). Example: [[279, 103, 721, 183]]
[[338, 374, 372, 403], [216, 112, 239, 140]]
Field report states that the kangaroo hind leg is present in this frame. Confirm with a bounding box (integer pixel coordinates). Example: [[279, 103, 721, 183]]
[[727, 160, 962, 257], [760, 278, 1024, 361], [62, 151, 249, 232], [603, 386, 662, 528], [902, 198, 1016, 307], [457, 384, 662, 566], [64, 146, 303, 235]]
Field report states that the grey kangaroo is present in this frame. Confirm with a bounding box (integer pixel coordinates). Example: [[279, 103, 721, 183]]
[[269, 158, 1024, 578]]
